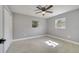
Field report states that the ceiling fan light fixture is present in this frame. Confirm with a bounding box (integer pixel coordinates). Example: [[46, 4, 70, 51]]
[[42, 11, 46, 16], [35, 5, 53, 16]]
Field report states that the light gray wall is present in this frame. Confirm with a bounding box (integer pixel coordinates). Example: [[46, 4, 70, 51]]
[[13, 13, 47, 39], [47, 9, 79, 42]]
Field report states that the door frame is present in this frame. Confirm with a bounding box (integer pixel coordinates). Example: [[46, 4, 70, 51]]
[[3, 6, 13, 52]]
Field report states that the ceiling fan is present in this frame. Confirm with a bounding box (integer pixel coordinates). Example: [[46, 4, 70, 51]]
[[35, 5, 53, 16]]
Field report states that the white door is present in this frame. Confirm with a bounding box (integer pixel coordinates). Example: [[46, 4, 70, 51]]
[[0, 6, 3, 53], [0, 6, 3, 39], [4, 8, 12, 52]]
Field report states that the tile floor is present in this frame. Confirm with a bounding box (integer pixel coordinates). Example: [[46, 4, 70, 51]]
[[7, 36, 79, 53]]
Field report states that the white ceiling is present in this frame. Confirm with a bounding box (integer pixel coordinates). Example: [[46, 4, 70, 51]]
[[9, 5, 79, 19]]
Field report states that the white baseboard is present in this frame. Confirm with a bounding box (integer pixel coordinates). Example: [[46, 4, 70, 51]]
[[13, 35, 46, 42], [13, 34, 79, 45], [47, 35, 79, 45]]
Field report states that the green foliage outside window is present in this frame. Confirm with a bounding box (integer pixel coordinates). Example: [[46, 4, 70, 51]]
[[32, 20, 38, 28]]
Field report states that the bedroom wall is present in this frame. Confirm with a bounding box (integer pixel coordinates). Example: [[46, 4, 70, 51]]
[[13, 13, 47, 39], [47, 9, 79, 42]]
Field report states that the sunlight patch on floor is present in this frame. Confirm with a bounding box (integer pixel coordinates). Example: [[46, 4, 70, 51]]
[[45, 40, 59, 48]]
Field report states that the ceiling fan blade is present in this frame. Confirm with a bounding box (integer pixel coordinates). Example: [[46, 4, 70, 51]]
[[35, 11, 42, 14], [36, 5, 42, 10], [46, 11, 53, 13], [46, 5, 53, 10]]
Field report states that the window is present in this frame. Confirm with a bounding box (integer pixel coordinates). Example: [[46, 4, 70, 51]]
[[55, 18, 66, 29]]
